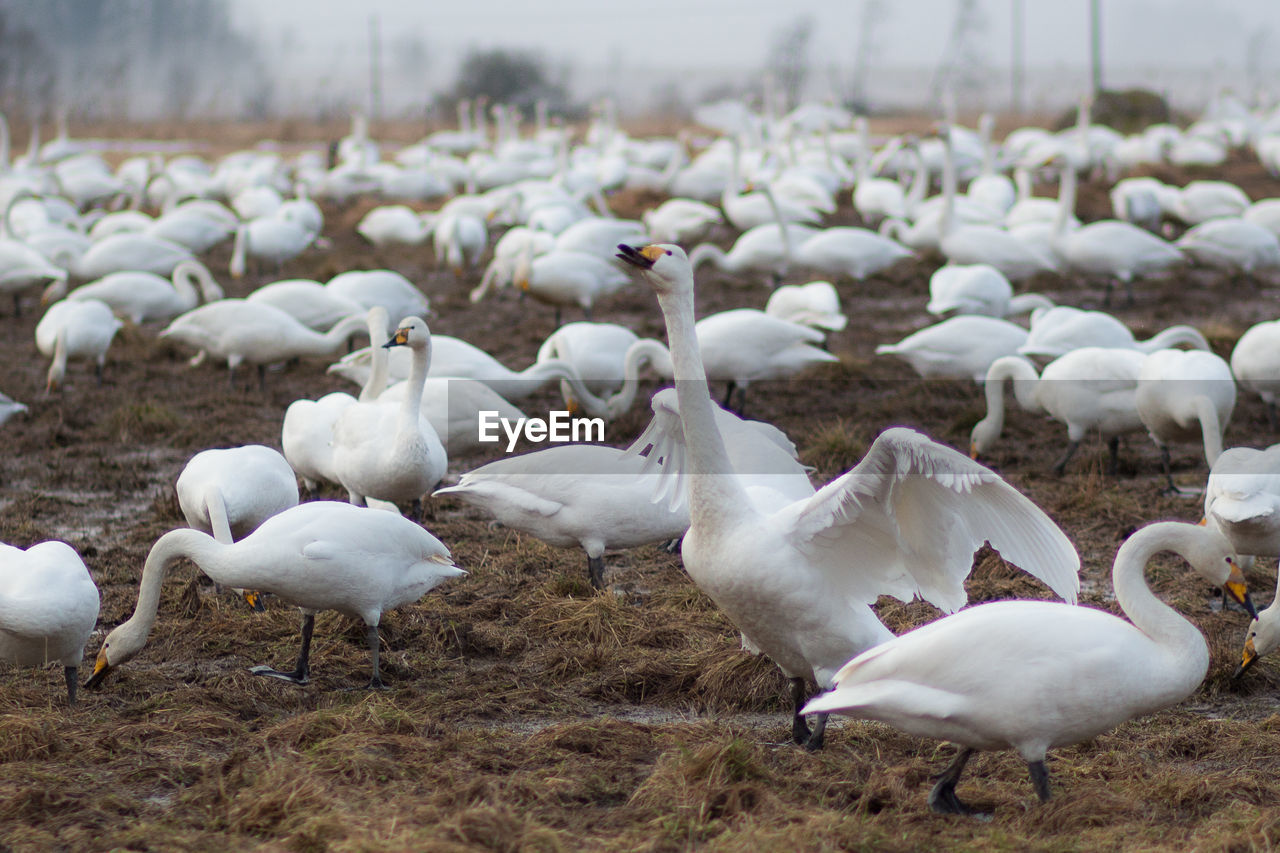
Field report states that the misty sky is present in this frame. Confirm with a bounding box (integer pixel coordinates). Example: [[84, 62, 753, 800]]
[[226, 0, 1280, 114]]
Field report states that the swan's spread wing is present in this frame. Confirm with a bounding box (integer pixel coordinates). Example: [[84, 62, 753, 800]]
[[624, 392, 689, 513], [782, 427, 1080, 612]]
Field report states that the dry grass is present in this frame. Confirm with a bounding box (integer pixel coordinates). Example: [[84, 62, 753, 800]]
[[2, 122, 1280, 850]]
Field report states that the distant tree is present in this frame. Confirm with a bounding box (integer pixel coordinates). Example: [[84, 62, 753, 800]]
[[848, 0, 888, 112], [930, 0, 989, 109], [441, 48, 570, 115], [766, 16, 815, 112]]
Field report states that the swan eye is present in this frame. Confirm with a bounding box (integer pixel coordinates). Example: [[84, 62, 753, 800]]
[[665, 250, 672, 256]]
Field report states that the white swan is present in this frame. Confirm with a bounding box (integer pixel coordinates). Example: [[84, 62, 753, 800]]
[[793, 226, 912, 281], [326, 270, 429, 335], [35, 298, 122, 392], [331, 316, 448, 512], [160, 300, 368, 389], [247, 279, 364, 332], [0, 391, 27, 426], [357, 205, 434, 246], [605, 308, 838, 415], [926, 264, 1053, 318], [0, 539, 99, 703], [1170, 180, 1251, 225], [875, 316, 1030, 382], [805, 521, 1250, 813], [688, 222, 818, 284], [228, 217, 313, 279], [536, 321, 640, 399], [1175, 218, 1280, 273], [1135, 349, 1236, 490], [512, 244, 631, 323], [72, 233, 195, 279], [0, 238, 68, 316], [642, 198, 722, 244], [60, 259, 223, 324], [176, 445, 300, 545], [1048, 159, 1184, 304], [1204, 444, 1280, 561], [144, 205, 235, 253], [764, 281, 847, 333], [432, 212, 487, 276], [616, 242, 1079, 749], [84, 502, 463, 689], [971, 348, 1148, 474], [1019, 306, 1209, 360], [1231, 319, 1280, 427]]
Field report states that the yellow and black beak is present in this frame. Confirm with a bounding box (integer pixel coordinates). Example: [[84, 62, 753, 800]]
[[1236, 635, 1260, 679], [382, 327, 412, 349], [83, 649, 111, 689], [1224, 564, 1257, 619], [968, 442, 979, 461], [242, 590, 266, 613], [616, 243, 668, 270]]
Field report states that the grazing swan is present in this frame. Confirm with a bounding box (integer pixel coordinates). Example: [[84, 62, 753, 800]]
[[331, 316, 448, 512], [72, 233, 195, 279], [1135, 349, 1236, 490], [160, 300, 368, 389], [432, 212, 487, 276], [59, 260, 223, 324], [805, 521, 1251, 814], [617, 243, 1079, 749], [435, 386, 813, 589], [971, 348, 1148, 474], [1018, 306, 1209, 360], [764, 281, 847, 332], [247, 279, 364, 331], [0, 238, 69, 316], [511, 244, 631, 323], [356, 205, 434, 246], [0, 540, 99, 704], [1204, 444, 1280, 563], [326, 270, 429, 335], [875, 316, 1029, 382], [1231, 319, 1280, 427], [84, 502, 463, 689], [228, 218, 313, 278], [283, 307, 391, 492], [536, 321, 640, 403], [1048, 159, 1184, 304], [642, 198, 723, 244], [36, 298, 122, 392], [1175, 218, 1280, 273], [793, 226, 912, 281], [926, 264, 1053, 318], [605, 308, 839, 415], [688, 221, 818, 284]]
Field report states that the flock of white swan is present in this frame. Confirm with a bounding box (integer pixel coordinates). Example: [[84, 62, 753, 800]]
[[4, 91, 1280, 816]]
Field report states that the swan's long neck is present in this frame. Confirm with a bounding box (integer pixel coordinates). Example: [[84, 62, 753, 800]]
[[975, 356, 1041, 445], [400, 334, 433, 441], [604, 338, 674, 418], [204, 488, 234, 544], [359, 312, 391, 403], [1014, 166, 1032, 203], [689, 243, 727, 272], [1006, 293, 1055, 315], [315, 315, 368, 357], [979, 114, 996, 177], [760, 182, 795, 263], [940, 131, 957, 237], [522, 358, 609, 415], [47, 328, 68, 391], [229, 225, 247, 279], [119, 529, 243, 649], [170, 263, 202, 309], [653, 285, 747, 516], [1192, 396, 1225, 467], [1111, 523, 1212, 665], [1054, 164, 1076, 237], [903, 144, 927, 216], [1138, 326, 1210, 353]]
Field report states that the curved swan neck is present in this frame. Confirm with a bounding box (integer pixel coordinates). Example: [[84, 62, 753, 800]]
[[359, 310, 390, 403], [400, 330, 433, 433], [689, 243, 726, 271], [524, 358, 610, 415], [940, 129, 956, 237], [1139, 326, 1210, 353], [320, 315, 369, 356], [1006, 293, 1055, 315], [759, 182, 795, 262], [605, 338, 672, 417], [976, 356, 1041, 446], [123, 528, 223, 645], [1193, 396, 1225, 466], [229, 225, 247, 278], [1112, 523, 1213, 656]]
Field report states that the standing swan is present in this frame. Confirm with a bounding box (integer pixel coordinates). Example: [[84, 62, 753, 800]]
[[805, 521, 1253, 814], [616, 243, 1079, 749], [84, 502, 464, 689], [0, 540, 99, 704]]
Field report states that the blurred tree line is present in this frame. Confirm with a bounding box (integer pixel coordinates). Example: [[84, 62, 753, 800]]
[[0, 0, 270, 121]]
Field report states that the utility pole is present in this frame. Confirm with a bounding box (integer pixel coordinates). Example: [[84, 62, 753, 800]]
[[1089, 0, 1104, 95], [369, 14, 383, 122], [1010, 0, 1024, 115]]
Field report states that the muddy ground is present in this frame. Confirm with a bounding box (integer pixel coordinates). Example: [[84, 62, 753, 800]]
[[3, 134, 1280, 851]]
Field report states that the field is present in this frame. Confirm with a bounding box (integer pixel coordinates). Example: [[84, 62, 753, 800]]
[[3, 125, 1280, 851]]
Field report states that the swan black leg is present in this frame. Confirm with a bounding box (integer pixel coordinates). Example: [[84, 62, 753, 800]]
[[366, 624, 387, 689], [257, 364, 267, 392], [1158, 445, 1186, 494], [587, 554, 606, 590], [804, 711, 829, 751], [1269, 400, 1277, 433], [1051, 440, 1080, 475], [790, 677, 812, 745], [928, 746, 977, 814], [12, 293, 20, 317], [65, 665, 78, 705], [1107, 436, 1121, 476], [1027, 759, 1052, 802], [251, 612, 314, 684]]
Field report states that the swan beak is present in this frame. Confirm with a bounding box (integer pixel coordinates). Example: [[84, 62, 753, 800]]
[[1197, 517, 1208, 526], [382, 327, 411, 349], [615, 243, 665, 270], [83, 650, 111, 689], [1236, 636, 1260, 678], [968, 442, 979, 461], [242, 590, 266, 612], [566, 396, 581, 416], [1224, 564, 1257, 619]]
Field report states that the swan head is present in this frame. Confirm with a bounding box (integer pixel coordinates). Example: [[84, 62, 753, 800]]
[[615, 243, 692, 296], [83, 619, 148, 689], [381, 316, 430, 350], [1238, 607, 1280, 678]]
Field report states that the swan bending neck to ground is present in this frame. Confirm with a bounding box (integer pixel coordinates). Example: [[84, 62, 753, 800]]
[[616, 242, 1079, 751], [85, 502, 463, 690], [805, 521, 1253, 814]]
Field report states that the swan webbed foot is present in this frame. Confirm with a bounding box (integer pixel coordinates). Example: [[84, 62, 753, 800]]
[[65, 665, 78, 705], [803, 712, 828, 751], [587, 554, 606, 590], [1027, 759, 1052, 802], [249, 665, 311, 685], [366, 675, 390, 690], [928, 746, 980, 815]]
